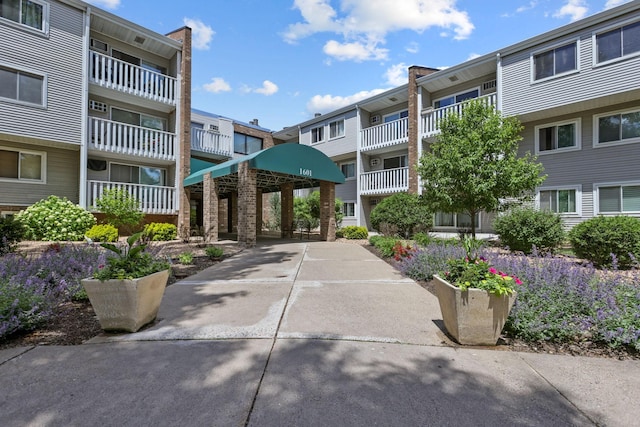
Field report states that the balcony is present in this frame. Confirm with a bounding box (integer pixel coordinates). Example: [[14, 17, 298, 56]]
[[89, 51, 177, 105], [360, 167, 408, 195], [191, 128, 233, 159], [88, 117, 176, 161], [87, 180, 176, 214], [421, 93, 497, 138], [361, 117, 409, 152]]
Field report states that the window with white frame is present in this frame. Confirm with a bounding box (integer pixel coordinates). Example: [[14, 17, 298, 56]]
[[533, 41, 577, 81], [110, 163, 166, 186], [433, 88, 479, 109], [111, 107, 166, 131], [597, 183, 640, 213], [538, 188, 579, 214], [383, 155, 407, 169], [0, 65, 45, 106], [594, 108, 640, 146], [434, 212, 479, 228], [0, 147, 45, 182], [0, 0, 48, 32], [383, 110, 408, 123], [311, 126, 324, 143], [535, 119, 580, 153], [329, 119, 345, 139], [342, 202, 356, 217], [340, 162, 355, 179], [595, 20, 640, 64]]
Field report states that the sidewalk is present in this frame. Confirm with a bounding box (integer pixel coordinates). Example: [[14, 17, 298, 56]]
[[1, 241, 638, 426]]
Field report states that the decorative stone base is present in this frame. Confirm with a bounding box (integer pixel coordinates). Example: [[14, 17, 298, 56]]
[[433, 275, 516, 346], [81, 270, 170, 332]]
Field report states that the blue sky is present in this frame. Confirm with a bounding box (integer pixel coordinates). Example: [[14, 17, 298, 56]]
[[87, 0, 633, 131]]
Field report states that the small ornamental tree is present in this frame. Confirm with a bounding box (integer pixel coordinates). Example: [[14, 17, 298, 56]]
[[294, 191, 344, 231], [95, 188, 144, 232], [370, 192, 432, 237], [418, 100, 546, 239]]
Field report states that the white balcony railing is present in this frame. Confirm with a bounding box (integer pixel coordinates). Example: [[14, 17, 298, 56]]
[[360, 167, 409, 195], [89, 51, 177, 105], [421, 93, 497, 138], [191, 128, 233, 158], [89, 117, 176, 161], [361, 117, 409, 151], [87, 180, 176, 215]]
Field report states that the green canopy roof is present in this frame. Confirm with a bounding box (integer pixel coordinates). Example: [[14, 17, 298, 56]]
[[184, 143, 345, 192]]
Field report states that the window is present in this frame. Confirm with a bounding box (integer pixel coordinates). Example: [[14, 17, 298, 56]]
[[110, 163, 166, 186], [595, 20, 640, 64], [0, 65, 44, 105], [0, 0, 47, 32], [433, 89, 479, 109], [533, 42, 577, 81], [597, 184, 640, 213], [383, 110, 408, 123], [0, 147, 44, 182], [535, 119, 580, 153], [383, 155, 407, 169], [329, 119, 345, 139], [234, 132, 262, 155], [342, 202, 355, 217], [311, 126, 324, 143], [111, 107, 166, 131], [594, 108, 640, 146], [340, 162, 355, 179], [434, 212, 479, 228], [539, 189, 578, 214]]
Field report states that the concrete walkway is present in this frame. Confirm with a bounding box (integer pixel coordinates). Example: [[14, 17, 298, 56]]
[[1, 240, 638, 426]]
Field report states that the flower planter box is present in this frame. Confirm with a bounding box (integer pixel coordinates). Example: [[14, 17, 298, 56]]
[[433, 274, 516, 346], [81, 269, 170, 332]]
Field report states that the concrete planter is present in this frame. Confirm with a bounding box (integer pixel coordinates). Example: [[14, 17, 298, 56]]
[[433, 274, 516, 346], [81, 269, 170, 332]]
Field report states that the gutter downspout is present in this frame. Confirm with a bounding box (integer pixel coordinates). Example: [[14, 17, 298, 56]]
[[78, 7, 90, 208]]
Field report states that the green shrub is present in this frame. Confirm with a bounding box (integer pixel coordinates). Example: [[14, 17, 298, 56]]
[[85, 224, 118, 242], [412, 232, 431, 247], [0, 216, 24, 255], [95, 188, 144, 231], [143, 222, 177, 241], [205, 246, 223, 259], [493, 207, 565, 254], [569, 216, 640, 268], [178, 252, 194, 265], [15, 196, 96, 241], [370, 193, 432, 237], [369, 235, 399, 258], [341, 225, 368, 240]]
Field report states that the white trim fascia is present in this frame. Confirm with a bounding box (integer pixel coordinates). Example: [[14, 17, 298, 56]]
[[496, 53, 503, 113], [534, 117, 582, 155], [79, 8, 90, 208]]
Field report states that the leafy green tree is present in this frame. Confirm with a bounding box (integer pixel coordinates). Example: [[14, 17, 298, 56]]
[[370, 192, 432, 237], [95, 188, 144, 233], [294, 191, 343, 232], [418, 100, 545, 238]]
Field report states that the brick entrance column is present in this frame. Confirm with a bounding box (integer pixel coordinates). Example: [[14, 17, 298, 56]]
[[280, 183, 294, 238], [230, 191, 238, 233], [256, 189, 263, 235], [203, 173, 218, 243], [319, 181, 336, 241], [238, 162, 257, 247]]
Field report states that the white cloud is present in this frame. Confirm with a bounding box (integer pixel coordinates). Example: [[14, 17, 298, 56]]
[[307, 88, 387, 114], [183, 18, 215, 50], [384, 63, 408, 87], [85, 0, 120, 9], [605, 0, 631, 9], [516, 1, 538, 13], [553, 0, 588, 22], [466, 53, 481, 61], [405, 42, 420, 54], [254, 80, 279, 96], [284, 0, 474, 62], [203, 77, 231, 93]]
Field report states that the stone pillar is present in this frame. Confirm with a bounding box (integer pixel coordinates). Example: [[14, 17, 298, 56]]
[[408, 66, 438, 194], [230, 191, 238, 233], [256, 189, 263, 235], [238, 162, 257, 247], [319, 181, 336, 241], [280, 183, 294, 238], [166, 27, 192, 240], [203, 173, 218, 243]]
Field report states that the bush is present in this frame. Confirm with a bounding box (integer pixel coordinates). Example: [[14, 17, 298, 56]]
[[369, 235, 400, 258], [95, 188, 144, 231], [143, 222, 178, 241], [0, 216, 24, 255], [85, 224, 118, 242], [412, 232, 431, 247], [370, 193, 432, 238], [341, 225, 368, 240], [15, 196, 96, 241], [396, 241, 466, 281], [178, 252, 194, 265], [205, 246, 224, 259], [493, 207, 565, 254], [569, 215, 640, 268]]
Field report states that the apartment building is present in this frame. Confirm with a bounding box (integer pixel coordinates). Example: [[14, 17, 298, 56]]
[[274, 1, 640, 233], [0, 0, 190, 233]]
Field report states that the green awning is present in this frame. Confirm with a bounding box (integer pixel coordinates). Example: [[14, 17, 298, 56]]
[[184, 143, 345, 191]]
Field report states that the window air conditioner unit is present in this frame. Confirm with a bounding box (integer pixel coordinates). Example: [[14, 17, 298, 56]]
[[90, 38, 109, 53], [208, 124, 220, 133], [370, 115, 380, 125], [370, 158, 380, 167]]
